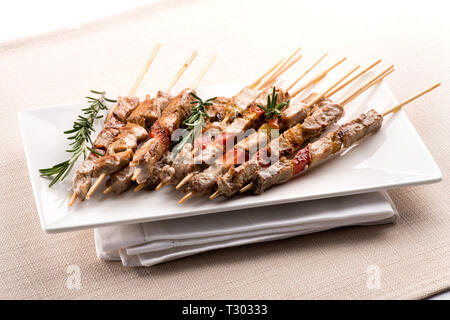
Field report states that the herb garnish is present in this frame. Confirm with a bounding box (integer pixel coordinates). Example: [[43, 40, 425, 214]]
[[256, 87, 289, 120], [171, 92, 216, 156], [39, 90, 116, 187]]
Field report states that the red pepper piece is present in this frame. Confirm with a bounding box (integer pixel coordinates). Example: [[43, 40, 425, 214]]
[[292, 146, 310, 175]]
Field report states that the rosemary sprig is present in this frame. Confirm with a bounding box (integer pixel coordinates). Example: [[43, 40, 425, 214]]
[[256, 87, 289, 120], [171, 92, 216, 156], [39, 90, 116, 187]]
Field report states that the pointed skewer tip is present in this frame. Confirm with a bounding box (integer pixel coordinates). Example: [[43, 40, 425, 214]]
[[209, 190, 221, 200], [134, 184, 146, 192], [179, 192, 195, 204], [155, 182, 165, 191], [68, 193, 77, 206]]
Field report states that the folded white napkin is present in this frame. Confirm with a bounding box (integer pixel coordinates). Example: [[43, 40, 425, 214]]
[[95, 191, 397, 267]]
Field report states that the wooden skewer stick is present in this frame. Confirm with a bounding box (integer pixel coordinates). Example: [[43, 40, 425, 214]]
[[340, 65, 394, 106], [290, 57, 347, 98], [70, 43, 162, 206], [382, 83, 441, 116], [239, 183, 254, 194], [249, 58, 285, 90], [191, 54, 216, 90], [134, 183, 146, 192], [259, 47, 302, 89], [328, 59, 382, 97], [103, 186, 113, 195], [239, 67, 396, 194], [285, 52, 328, 92], [167, 50, 199, 92], [129, 43, 162, 96], [209, 189, 222, 200], [68, 192, 78, 206], [263, 54, 303, 88], [179, 191, 195, 204], [174, 172, 196, 190]]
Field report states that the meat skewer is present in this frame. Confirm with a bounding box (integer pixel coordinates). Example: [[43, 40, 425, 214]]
[[212, 65, 394, 199], [107, 50, 305, 195], [82, 50, 200, 200], [174, 57, 347, 192], [68, 43, 163, 206], [138, 49, 305, 192], [108, 55, 295, 195], [245, 83, 440, 194], [178, 63, 357, 204], [86, 54, 213, 199]]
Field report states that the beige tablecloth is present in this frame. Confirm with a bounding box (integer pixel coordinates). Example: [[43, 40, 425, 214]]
[[0, 0, 449, 299]]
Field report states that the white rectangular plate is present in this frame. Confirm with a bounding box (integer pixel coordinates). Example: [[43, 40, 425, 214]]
[[19, 74, 441, 233]]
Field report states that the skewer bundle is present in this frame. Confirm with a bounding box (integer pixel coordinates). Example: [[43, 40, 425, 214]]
[[64, 44, 439, 207]]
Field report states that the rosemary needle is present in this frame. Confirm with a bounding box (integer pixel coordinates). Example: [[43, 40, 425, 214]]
[[256, 87, 289, 120], [171, 92, 216, 156], [39, 90, 116, 187]]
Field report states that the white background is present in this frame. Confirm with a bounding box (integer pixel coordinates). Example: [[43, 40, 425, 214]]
[[0, 0, 155, 43]]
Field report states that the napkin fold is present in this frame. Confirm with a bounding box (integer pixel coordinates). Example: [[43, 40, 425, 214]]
[[95, 191, 397, 267]]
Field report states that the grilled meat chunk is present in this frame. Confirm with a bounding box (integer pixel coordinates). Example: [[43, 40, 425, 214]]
[[105, 166, 133, 195], [253, 158, 293, 194], [106, 123, 148, 154], [92, 149, 134, 177], [72, 160, 95, 200], [337, 109, 383, 148], [127, 91, 172, 128], [186, 163, 229, 194], [301, 102, 344, 138], [111, 96, 140, 122], [93, 115, 124, 149], [71, 149, 105, 200]]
